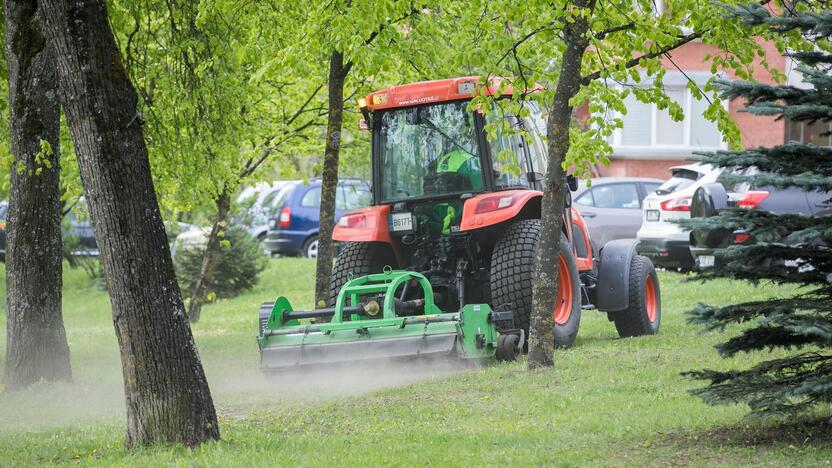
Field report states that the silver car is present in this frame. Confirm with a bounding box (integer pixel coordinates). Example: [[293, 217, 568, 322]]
[[573, 177, 664, 253]]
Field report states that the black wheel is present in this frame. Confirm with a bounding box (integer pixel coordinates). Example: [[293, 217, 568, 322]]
[[613, 255, 661, 337], [302, 235, 319, 258], [329, 241, 397, 307], [495, 334, 520, 362], [490, 219, 582, 349]]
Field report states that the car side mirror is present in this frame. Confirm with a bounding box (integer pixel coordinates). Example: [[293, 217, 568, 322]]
[[566, 174, 578, 192], [527, 172, 544, 184]]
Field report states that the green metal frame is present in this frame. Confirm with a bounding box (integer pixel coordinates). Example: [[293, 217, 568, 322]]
[[333, 270, 441, 321], [257, 270, 503, 368]]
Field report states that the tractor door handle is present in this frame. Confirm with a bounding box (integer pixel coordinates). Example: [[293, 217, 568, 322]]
[[582, 212, 597, 218]]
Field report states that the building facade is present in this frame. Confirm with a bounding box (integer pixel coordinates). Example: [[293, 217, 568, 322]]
[[597, 40, 790, 179]]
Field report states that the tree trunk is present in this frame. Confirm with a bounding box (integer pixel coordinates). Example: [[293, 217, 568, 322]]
[[314, 50, 352, 307], [39, 0, 219, 447], [187, 188, 231, 323], [527, 0, 595, 370], [2, 0, 71, 391]]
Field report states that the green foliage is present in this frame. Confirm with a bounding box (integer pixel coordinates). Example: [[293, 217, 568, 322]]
[[174, 226, 267, 301], [108, 1, 330, 218], [682, 4, 832, 417], [393, 0, 812, 178]]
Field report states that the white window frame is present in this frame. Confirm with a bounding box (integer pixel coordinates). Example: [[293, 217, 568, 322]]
[[610, 85, 729, 160]]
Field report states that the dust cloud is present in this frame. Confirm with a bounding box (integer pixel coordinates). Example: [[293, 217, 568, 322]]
[[0, 353, 472, 431]]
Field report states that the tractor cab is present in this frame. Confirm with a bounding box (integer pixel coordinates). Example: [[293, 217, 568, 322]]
[[360, 77, 549, 236]]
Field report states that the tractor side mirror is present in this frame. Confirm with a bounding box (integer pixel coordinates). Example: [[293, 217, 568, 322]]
[[566, 174, 578, 192], [527, 172, 544, 184]]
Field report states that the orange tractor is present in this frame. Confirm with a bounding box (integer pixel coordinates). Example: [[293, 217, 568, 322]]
[[326, 76, 661, 348]]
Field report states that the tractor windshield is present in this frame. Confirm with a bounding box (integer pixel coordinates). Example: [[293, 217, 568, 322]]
[[377, 101, 484, 202]]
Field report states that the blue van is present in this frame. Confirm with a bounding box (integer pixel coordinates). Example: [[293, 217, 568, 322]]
[[263, 179, 372, 257]]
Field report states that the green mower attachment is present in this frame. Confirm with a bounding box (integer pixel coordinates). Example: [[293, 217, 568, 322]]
[[257, 270, 523, 372]]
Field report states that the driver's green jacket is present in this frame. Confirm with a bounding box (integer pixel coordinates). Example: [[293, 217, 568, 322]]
[[430, 150, 483, 234], [436, 150, 484, 191]]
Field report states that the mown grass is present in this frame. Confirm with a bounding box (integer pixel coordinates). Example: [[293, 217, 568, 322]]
[[1, 259, 830, 466]]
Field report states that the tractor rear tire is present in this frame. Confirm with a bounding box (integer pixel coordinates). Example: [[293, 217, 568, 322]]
[[613, 255, 661, 337], [329, 241, 397, 307], [490, 219, 582, 349]]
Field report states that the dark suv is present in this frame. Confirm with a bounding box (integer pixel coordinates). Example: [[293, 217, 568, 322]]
[[689, 168, 829, 269], [263, 179, 372, 257]]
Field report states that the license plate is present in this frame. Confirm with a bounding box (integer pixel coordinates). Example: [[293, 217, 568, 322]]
[[696, 255, 715, 269], [390, 212, 414, 232], [646, 210, 660, 221]]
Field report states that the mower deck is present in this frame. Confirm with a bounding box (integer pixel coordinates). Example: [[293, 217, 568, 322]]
[[257, 270, 521, 373]]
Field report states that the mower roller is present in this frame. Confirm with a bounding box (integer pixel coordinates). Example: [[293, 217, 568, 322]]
[[257, 269, 523, 371]]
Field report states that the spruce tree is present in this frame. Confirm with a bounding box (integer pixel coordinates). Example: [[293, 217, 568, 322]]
[[682, 3, 832, 416]]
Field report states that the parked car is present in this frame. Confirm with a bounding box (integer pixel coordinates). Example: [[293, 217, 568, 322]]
[[263, 178, 372, 258], [63, 199, 194, 257], [689, 167, 830, 269], [636, 163, 722, 271], [573, 177, 663, 252], [64, 208, 99, 257], [236, 180, 294, 242]]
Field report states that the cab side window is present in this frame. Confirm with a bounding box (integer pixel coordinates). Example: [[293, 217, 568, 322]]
[[485, 108, 531, 189], [522, 103, 548, 176], [342, 184, 372, 210]]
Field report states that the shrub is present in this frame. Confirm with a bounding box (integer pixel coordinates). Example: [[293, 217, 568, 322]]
[[174, 226, 267, 300]]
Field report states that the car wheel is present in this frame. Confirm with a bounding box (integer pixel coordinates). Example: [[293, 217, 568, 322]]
[[303, 236, 319, 258]]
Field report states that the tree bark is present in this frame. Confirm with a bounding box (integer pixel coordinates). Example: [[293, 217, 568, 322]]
[[527, 0, 596, 370], [39, 0, 219, 447], [315, 50, 352, 307], [2, 0, 71, 391], [187, 188, 231, 323]]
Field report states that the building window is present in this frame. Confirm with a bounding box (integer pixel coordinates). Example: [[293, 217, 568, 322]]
[[610, 86, 726, 158], [785, 119, 832, 147]]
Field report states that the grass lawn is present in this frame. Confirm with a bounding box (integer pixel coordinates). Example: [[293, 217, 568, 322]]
[[1, 258, 831, 466]]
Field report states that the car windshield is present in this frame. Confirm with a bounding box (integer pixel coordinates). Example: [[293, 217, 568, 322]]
[[378, 101, 483, 202]]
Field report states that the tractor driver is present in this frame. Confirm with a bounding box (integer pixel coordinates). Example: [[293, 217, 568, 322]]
[[433, 148, 484, 192], [423, 139, 485, 235]]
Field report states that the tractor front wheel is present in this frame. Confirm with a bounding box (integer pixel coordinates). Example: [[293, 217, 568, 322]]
[[329, 241, 397, 307], [613, 255, 661, 337], [490, 219, 581, 349]]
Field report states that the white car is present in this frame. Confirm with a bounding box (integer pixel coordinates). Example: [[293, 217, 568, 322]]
[[636, 163, 722, 271]]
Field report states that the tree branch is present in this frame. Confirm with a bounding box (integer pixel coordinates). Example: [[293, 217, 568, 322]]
[[581, 30, 703, 85], [593, 21, 635, 40]]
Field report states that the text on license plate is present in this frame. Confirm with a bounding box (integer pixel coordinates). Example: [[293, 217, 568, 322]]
[[390, 212, 414, 232], [697, 255, 715, 268], [646, 210, 660, 221]]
